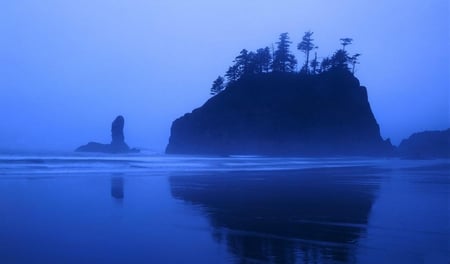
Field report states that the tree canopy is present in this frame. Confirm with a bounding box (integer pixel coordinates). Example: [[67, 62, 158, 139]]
[[210, 31, 361, 96], [272, 33, 297, 73], [340, 38, 353, 50], [210, 76, 225, 95], [297, 31, 316, 74]]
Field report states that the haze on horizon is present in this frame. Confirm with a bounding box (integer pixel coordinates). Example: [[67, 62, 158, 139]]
[[0, 0, 449, 152]]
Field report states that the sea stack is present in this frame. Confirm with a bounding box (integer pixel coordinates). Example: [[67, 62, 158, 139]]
[[110, 115, 130, 153], [166, 70, 393, 156], [76, 115, 139, 154]]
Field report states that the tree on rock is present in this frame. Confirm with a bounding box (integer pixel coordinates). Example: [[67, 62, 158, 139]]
[[331, 49, 350, 70], [210, 76, 225, 95], [297, 31, 316, 74], [234, 49, 254, 76], [310, 52, 319, 74], [254, 47, 272, 73], [225, 65, 240, 83], [320, 57, 332, 72], [340, 38, 353, 50], [272, 33, 297, 73], [349, 53, 361, 74], [225, 49, 257, 82]]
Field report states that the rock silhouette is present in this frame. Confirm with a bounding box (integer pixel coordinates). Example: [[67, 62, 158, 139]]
[[76, 115, 139, 154], [397, 128, 450, 158], [111, 176, 124, 200], [111, 116, 126, 145], [166, 69, 393, 155]]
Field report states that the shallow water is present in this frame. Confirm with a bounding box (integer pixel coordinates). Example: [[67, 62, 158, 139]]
[[0, 154, 448, 263]]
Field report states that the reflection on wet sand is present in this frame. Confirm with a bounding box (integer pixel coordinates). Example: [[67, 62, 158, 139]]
[[111, 176, 124, 200], [170, 166, 384, 263]]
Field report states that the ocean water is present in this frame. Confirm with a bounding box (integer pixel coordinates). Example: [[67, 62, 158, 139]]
[[0, 153, 448, 264]]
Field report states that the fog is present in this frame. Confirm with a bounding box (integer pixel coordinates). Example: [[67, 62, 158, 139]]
[[0, 0, 448, 152]]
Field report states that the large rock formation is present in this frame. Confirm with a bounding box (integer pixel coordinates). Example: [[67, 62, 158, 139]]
[[397, 129, 450, 158], [76, 115, 139, 154], [166, 70, 393, 156]]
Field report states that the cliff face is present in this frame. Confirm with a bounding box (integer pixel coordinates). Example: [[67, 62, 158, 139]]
[[166, 70, 392, 155], [397, 129, 450, 158]]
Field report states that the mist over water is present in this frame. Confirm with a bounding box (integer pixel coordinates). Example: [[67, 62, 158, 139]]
[[0, 154, 448, 263], [1, 1, 449, 151]]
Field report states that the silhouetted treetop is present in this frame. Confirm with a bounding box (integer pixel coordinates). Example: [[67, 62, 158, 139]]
[[310, 52, 319, 74], [210, 31, 362, 96], [254, 47, 272, 74], [320, 57, 332, 72], [210, 76, 225, 95], [331, 49, 350, 70], [297, 31, 316, 74], [340, 38, 353, 50], [272, 33, 297, 73], [349, 53, 361, 74]]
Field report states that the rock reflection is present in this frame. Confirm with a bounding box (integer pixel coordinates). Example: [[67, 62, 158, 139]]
[[111, 176, 124, 200], [170, 166, 383, 263]]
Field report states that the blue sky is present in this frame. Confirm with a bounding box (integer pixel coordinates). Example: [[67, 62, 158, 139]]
[[0, 0, 449, 151]]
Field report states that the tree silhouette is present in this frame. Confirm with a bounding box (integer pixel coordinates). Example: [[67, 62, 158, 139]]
[[235, 49, 254, 76], [297, 31, 316, 74], [340, 38, 353, 50], [225, 49, 253, 82], [320, 57, 332, 72], [349, 53, 361, 74], [219, 32, 361, 93], [210, 76, 225, 95], [272, 33, 297, 73], [330, 49, 350, 70], [254, 47, 272, 73], [310, 52, 319, 74], [225, 65, 240, 83]]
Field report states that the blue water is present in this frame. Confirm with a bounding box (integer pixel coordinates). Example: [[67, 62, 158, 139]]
[[0, 154, 448, 263]]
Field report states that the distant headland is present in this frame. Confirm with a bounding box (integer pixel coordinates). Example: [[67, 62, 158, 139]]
[[76, 115, 139, 154], [166, 32, 395, 156], [397, 129, 450, 159]]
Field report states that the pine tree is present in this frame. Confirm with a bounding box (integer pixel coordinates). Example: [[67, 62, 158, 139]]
[[225, 65, 240, 83], [349, 53, 361, 74], [272, 33, 297, 73], [235, 49, 251, 75], [254, 47, 272, 73], [320, 57, 332, 72], [210, 76, 225, 95], [330, 49, 350, 70], [297, 31, 316, 74], [310, 52, 319, 74], [340, 38, 353, 50], [225, 49, 257, 82]]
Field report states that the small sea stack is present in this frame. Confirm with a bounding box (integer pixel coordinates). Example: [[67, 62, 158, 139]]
[[76, 115, 139, 154]]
